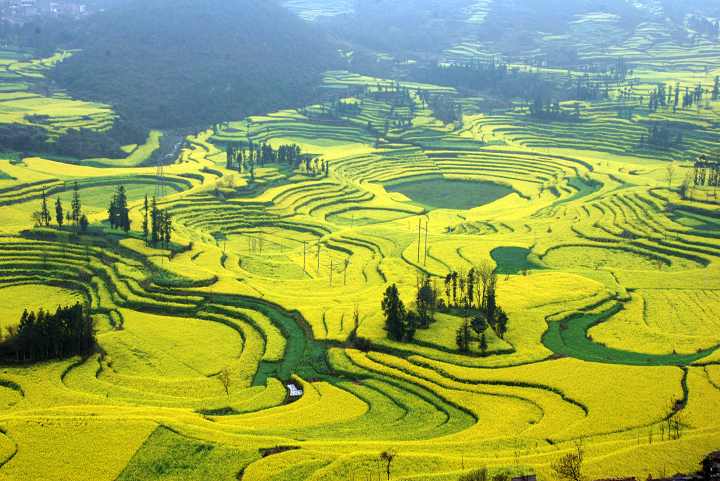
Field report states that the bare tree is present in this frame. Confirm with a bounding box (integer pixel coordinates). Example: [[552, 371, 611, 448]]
[[663, 398, 687, 440], [475, 260, 495, 310], [217, 368, 231, 395], [665, 163, 676, 187], [30, 211, 44, 226], [551, 439, 585, 481], [380, 448, 398, 480]]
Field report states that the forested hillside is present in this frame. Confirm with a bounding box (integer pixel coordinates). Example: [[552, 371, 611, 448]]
[[46, 0, 341, 128]]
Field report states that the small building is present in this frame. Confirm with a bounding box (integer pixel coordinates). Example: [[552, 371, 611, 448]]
[[286, 383, 303, 397]]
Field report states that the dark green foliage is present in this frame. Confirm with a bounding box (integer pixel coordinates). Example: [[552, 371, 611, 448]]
[[405, 311, 420, 343], [55, 196, 63, 227], [480, 332, 488, 357], [0, 122, 145, 161], [1, 303, 96, 362], [108, 185, 130, 232], [381, 283, 406, 342], [150, 196, 159, 246], [486, 287, 496, 327], [415, 274, 433, 328], [40, 190, 52, 226], [470, 314, 488, 341], [495, 307, 508, 339], [79, 214, 89, 231], [455, 318, 471, 352], [47, 0, 340, 128], [70, 181, 82, 230]]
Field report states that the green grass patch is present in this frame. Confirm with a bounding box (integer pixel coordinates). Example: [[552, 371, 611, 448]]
[[386, 179, 513, 211], [116, 426, 260, 481], [491, 247, 546, 275], [542, 307, 718, 366]]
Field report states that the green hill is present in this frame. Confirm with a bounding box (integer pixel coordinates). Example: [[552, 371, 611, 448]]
[[48, 0, 341, 129]]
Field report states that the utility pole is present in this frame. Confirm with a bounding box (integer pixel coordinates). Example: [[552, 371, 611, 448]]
[[351, 213, 354, 229], [329, 260, 334, 286], [424, 219, 429, 266], [317, 238, 321, 274], [344, 259, 350, 285]]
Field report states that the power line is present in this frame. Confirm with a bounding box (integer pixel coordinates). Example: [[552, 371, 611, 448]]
[[155, 159, 167, 199]]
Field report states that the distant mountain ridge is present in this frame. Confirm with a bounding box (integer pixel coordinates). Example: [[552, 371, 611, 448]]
[[48, 0, 341, 129]]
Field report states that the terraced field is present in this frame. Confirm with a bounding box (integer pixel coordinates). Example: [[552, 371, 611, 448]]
[[0, 31, 719, 481]]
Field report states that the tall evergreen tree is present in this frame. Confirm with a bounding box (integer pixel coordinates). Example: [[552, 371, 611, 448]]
[[150, 196, 159, 246], [55, 196, 64, 227], [70, 181, 82, 230], [381, 284, 406, 342], [115, 185, 130, 232], [108, 193, 118, 229], [40, 190, 51, 226], [713, 76, 720, 102], [226, 144, 234, 169]]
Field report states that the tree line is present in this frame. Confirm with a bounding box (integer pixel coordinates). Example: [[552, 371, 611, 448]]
[[692, 159, 720, 187], [33, 181, 88, 231], [380, 261, 509, 356], [0, 303, 96, 362], [34, 183, 173, 252], [225, 141, 327, 179]]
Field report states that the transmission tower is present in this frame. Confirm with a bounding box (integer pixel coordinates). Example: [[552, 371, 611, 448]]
[[155, 160, 167, 199]]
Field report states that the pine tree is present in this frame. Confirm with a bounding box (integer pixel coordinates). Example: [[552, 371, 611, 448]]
[[55, 196, 64, 227], [115, 185, 130, 232], [381, 284, 406, 342], [162, 210, 172, 247], [226, 144, 234, 169], [79, 214, 89, 231], [150, 197, 159, 246], [40, 190, 51, 226], [486, 286, 496, 327], [70, 181, 82, 230], [108, 193, 118, 229], [713, 76, 720, 102]]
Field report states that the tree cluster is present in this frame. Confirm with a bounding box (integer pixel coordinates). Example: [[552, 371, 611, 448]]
[[693, 160, 720, 187], [31, 182, 88, 231], [641, 124, 682, 151], [529, 95, 563, 119], [446, 261, 509, 354], [0, 303, 96, 362], [226, 141, 303, 172], [145, 196, 172, 249], [687, 16, 719, 39], [428, 95, 462, 125], [423, 62, 508, 92], [0, 121, 146, 163], [381, 261, 509, 354]]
